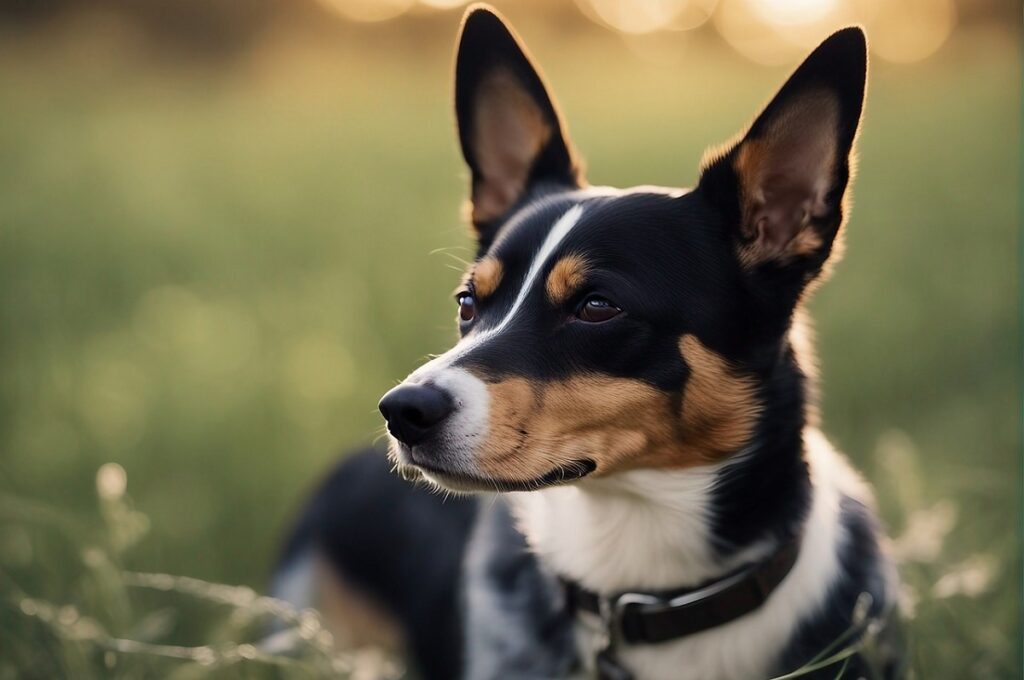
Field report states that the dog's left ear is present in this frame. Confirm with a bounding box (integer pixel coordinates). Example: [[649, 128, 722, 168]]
[[699, 27, 867, 276], [454, 5, 583, 246]]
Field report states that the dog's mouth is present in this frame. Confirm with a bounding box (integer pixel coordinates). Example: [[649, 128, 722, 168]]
[[398, 454, 596, 493]]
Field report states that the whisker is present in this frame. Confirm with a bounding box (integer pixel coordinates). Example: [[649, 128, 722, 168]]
[[429, 248, 473, 268]]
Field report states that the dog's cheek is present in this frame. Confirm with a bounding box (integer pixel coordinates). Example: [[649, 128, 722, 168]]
[[473, 375, 684, 478], [678, 334, 762, 457], [470, 358, 760, 479], [542, 378, 673, 473]]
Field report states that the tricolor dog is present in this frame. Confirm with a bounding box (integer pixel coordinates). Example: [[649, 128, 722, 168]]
[[274, 6, 903, 679]]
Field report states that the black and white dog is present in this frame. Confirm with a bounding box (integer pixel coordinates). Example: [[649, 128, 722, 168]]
[[274, 6, 903, 679]]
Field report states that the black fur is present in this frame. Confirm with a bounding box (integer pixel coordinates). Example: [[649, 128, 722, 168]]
[[710, 342, 812, 553], [777, 496, 904, 678], [276, 448, 477, 680]]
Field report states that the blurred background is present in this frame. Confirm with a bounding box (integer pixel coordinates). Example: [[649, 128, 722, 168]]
[[0, 0, 1018, 678]]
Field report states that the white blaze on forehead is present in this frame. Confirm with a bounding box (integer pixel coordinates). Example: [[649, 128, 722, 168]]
[[409, 203, 585, 382], [486, 203, 584, 338], [397, 206, 584, 477]]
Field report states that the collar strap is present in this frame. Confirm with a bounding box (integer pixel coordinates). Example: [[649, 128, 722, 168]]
[[562, 536, 801, 646]]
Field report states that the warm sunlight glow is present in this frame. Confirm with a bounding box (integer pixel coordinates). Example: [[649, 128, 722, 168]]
[[315, 0, 415, 23], [308, 0, 960, 65], [866, 0, 956, 63], [713, 0, 797, 65], [713, 0, 956, 64], [747, 0, 840, 26], [576, 0, 718, 34], [419, 0, 471, 8]]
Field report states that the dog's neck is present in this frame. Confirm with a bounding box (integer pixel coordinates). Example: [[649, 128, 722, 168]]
[[509, 343, 815, 594], [510, 463, 768, 592]]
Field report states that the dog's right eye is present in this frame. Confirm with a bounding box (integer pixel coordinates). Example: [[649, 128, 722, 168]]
[[457, 292, 476, 322], [576, 296, 622, 323]]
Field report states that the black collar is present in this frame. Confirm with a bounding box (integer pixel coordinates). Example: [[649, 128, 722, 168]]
[[561, 536, 801, 678]]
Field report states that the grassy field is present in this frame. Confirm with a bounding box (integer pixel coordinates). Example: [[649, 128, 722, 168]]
[[0, 16, 1018, 679]]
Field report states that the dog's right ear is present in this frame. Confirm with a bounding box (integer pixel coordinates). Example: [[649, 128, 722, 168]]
[[698, 28, 867, 282], [455, 5, 582, 247]]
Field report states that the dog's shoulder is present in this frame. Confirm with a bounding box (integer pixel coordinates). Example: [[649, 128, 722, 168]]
[[462, 496, 579, 680], [778, 480, 905, 679]]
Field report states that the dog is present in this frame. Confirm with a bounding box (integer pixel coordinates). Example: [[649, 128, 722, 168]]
[[273, 6, 903, 679]]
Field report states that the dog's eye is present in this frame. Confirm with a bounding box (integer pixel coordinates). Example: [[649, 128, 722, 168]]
[[576, 296, 621, 323], [457, 292, 476, 322]]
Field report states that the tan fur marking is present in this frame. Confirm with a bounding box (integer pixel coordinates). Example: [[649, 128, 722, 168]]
[[788, 228, 825, 257], [473, 256, 504, 299], [545, 254, 590, 305], [473, 344, 761, 481], [474, 376, 681, 481], [678, 334, 761, 456]]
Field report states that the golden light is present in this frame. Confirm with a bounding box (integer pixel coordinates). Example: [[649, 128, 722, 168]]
[[713, 0, 803, 65], [418, 0, 471, 8], [670, 0, 719, 31], [747, 0, 840, 26], [715, 0, 954, 65], [865, 0, 956, 63], [575, 0, 718, 34], [314, 0, 415, 23]]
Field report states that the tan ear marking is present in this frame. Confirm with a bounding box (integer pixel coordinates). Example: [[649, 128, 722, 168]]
[[545, 254, 590, 305], [734, 91, 841, 267], [471, 69, 553, 225]]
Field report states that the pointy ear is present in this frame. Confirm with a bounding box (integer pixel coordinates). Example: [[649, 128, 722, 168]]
[[699, 27, 867, 276], [454, 5, 583, 247]]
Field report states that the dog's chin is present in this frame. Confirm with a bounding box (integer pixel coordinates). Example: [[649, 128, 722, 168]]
[[387, 440, 596, 493]]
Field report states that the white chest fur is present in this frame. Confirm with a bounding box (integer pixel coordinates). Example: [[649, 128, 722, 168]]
[[509, 429, 867, 680]]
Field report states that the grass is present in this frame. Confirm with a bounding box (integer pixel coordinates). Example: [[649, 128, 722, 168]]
[[0, 17, 1018, 679]]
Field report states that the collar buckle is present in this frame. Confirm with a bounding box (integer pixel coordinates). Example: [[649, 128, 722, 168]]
[[608, 592, 660, 642], [577, 591, 646, 644]]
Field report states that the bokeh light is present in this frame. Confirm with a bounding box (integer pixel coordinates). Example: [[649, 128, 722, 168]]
[[314, 0, 416, 23], [575, 0, 718, 34], [865, 0, 956, 63], [747, 0, 840, 26], [96, 462, 128, 501], [714, 0, 805, 65], [419, 0, 472, 8], [577, 0, 954, 64]]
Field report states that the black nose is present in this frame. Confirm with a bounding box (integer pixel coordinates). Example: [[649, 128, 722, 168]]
[[378, 383, 455, 446]]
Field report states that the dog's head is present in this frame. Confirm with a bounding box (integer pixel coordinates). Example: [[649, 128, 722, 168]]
[[379, 6, 867, 493]]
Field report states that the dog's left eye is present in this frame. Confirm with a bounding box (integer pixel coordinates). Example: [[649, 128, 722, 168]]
[[576, 296, 622, 323], [456, 292, 476, 322]]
